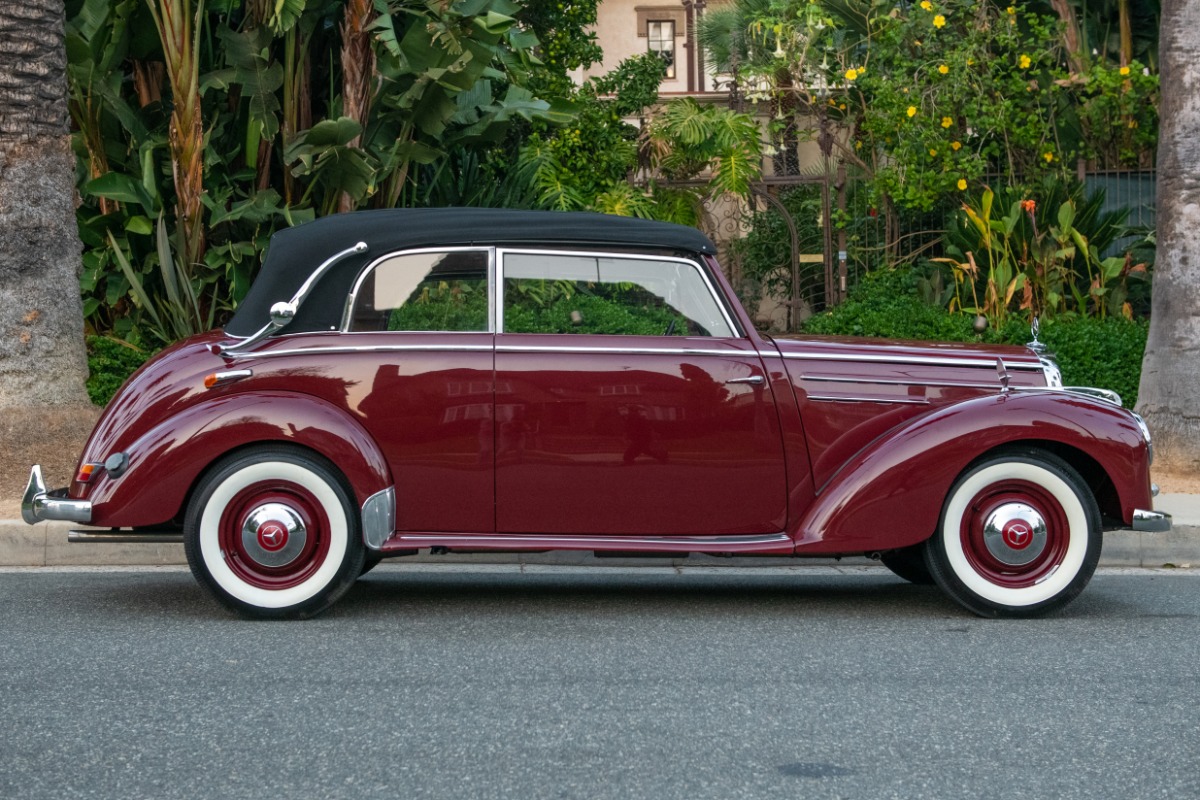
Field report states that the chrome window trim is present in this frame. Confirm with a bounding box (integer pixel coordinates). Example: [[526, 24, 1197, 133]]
[[340, 245, 495, 333], [806, 395, 931, 405], [495, 343, 744, 357], [801, 374, 1001, 390], [234, 343, 494, 359], [779, 351, 1044, 371], [496, 247, 743, 338]]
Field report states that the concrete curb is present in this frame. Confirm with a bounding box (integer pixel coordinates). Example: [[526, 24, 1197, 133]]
[[3, 508, 1196, 569]]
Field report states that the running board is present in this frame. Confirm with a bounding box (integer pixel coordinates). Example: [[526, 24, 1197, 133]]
[[381, 532, 794, 555], [69, 529, 184, 544]]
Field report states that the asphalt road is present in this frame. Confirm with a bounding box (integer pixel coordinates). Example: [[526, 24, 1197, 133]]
[[1, 565, 1198, 800]]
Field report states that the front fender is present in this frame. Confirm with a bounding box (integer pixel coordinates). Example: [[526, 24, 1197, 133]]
[[792, 391, 1150, 553], [84, 391, 392, 528]]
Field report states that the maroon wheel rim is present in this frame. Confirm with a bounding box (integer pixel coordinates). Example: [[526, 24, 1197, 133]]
[[958, 479, 1070, 589], [217, 480, 333, 590]]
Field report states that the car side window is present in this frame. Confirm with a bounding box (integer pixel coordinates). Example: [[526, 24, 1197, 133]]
[[502, 252, 734, 337], [348, 250, 489, 332]]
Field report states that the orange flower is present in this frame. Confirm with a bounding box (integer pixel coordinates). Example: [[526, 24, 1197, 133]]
[[1021, 199, 1036, 214]]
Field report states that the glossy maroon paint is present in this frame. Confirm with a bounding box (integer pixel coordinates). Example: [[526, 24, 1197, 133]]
[[494, 333, 786, 535], [791, 391, 1151, 553], [71, 246, 1153, 559]]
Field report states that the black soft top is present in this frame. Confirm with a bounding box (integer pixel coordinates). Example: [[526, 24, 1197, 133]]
[[225, 208, 718, 337]]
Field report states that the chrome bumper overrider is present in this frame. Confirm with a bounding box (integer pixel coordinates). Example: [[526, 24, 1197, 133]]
[[21, 465, 92, 525], [1132, 509, 1172, 533]]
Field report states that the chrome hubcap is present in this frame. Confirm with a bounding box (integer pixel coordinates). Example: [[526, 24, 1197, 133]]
[[240, 503, 307, 568], [982, 502, 1047, 566]]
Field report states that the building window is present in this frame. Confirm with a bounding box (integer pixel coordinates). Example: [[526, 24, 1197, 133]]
[[647, 20, 675, 79]]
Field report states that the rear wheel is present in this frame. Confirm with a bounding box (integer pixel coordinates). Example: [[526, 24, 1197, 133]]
[[184, 445, 365, 619], [880, 545, 934, 585], [925, 448, 1101, 617]]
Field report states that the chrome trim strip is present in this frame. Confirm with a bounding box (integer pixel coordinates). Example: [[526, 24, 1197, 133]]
[[233, 343, 494, 359], [361, 486, 396, 551], [495, 344, 743, 357], [68, 530, 184, 544], [801, 375, 1000, 389], [806, 395, 931, 405], [1064, 386, 1122, 406], [207, 369, 253, 387], [22, 465, 92, 525], [497, 247, 743, 338], [780, 352, 1044, 370], [397, 532, 793, 548], [1132, 509, 1172, 533], [341, 246, 494, 333]]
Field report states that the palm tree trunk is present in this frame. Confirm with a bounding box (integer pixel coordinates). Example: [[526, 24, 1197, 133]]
[[1136, 0, 1200, 473], [339, 0, 375, 213], [0, 0, 91, 406]]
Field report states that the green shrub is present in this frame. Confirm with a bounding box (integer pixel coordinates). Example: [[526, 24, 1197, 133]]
[[802, 269, 1148, 406], [803, 269, 976, 342], [86, 336, 155, 407]]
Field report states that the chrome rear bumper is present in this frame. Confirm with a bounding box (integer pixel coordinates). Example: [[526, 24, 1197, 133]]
[[1132, 509, 1172, 533], [22, 465, 92, 525]]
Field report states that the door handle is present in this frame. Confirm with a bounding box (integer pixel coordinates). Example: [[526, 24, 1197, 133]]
[[726, 375, 765, 386]]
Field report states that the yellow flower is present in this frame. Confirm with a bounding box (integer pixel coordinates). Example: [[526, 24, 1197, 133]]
[[845, 68, 859, 81], [951, 140, 962, 151], [907, 106, 918, 117], [1043, 151, 1054, 163], [938, 64, 949, 75], [920, 0, 932, 9], [1119, 66, 1130, 76], [929, 148, 938, 156], [1006, 5, 1016, 13], [1019, 54, 1032, 69], [957, 179, 968, 191], [839, 103, 847, 110], [933, 14, 946, 27], [855, 140, 863, 150], [941, 116, 953, 128]]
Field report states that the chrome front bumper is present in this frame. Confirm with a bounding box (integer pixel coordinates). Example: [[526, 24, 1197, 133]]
[[21, 465, 92, 525], [1132, 508, 1172, 533]]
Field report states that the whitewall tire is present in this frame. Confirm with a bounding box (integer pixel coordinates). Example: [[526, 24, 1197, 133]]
[[925, 448, 1101, 617], [184, 445, 365, 619]]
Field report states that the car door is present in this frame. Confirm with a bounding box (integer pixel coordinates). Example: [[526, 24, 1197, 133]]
[[343, 247, 495, 533], [493, 249, 788, 536]]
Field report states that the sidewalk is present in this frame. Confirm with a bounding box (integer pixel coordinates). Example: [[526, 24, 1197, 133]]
[[3, 494, 1195, 568]]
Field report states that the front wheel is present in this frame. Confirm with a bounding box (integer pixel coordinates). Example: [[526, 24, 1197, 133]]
[[184, 445, 365, 619], [925, 449, 1101, 618]]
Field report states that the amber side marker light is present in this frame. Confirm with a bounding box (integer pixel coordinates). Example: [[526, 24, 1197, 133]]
[[75, 463, 103, 483], [204, 369, 253, 389]]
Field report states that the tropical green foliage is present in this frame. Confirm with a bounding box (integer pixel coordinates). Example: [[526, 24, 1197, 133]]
[[707, 0, 1159, 213], [935, 181, 1147, 327], [518, 55, 765, 223], [66, 0, 571, 347]]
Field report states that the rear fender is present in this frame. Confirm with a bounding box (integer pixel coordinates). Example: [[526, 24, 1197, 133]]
[[792, 392, 1150, 553], [84, 391, 391, 528]]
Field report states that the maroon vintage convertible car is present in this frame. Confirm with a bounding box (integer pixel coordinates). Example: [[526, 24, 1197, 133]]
[[22, 209, 1169, 618]]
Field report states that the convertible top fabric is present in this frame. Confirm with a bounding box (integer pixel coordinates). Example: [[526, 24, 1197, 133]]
[[225, 208, 718, 337]]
